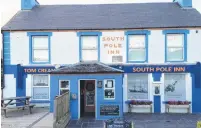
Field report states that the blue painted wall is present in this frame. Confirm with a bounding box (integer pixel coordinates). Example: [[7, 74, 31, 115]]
[[154, 96, 161, 113], [152, 73, 162, 113], [191, 73, 201, 113], [3, 32, 10, 65], [4, 63, 201, 113], [50, 74, 123, 120], [152, 73, 162, 82]]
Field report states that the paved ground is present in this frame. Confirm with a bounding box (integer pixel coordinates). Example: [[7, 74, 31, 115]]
[[31, 113, 53, 128], [1, 107, 50, 128], [67, 113, 201, 128], [1, 108, 201, 128]]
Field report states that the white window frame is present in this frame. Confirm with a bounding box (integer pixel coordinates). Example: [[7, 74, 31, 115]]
[[166, 34, 184, 61], [59, 80, 70, 95], [32, 36, 49, 63], [128, 35, 146, 62], [104, 79, 115, 100], [32, 74, 50, 100], [127, 73, 150, 100], [81, 35, 98, 61]]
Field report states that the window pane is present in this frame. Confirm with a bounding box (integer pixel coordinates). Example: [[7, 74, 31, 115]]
[[167, 34, 183, 47], [81, 36, 98, 49], [82, 50, 98, 61], [33, 49, 49, 62], [167, 48, 183, 61], [33, 36, 48, 49], [60, 81, 69, 89], [164, 74, 186, 101], [33, 87, 49, 99], [60, 89, 69, 95], [129, 35, 145, 48], [33, 75, 48, 86], [104, 89, 114, 99], [127, 74, 148, 100], [129, 49, 145, 61]]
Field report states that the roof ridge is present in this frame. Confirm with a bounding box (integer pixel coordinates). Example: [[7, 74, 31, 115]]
[[96, 62, 124, 72], [37, 2, 175, 6]]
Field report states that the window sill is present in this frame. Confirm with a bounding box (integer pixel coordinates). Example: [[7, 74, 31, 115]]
[[165, 60, 186, 63], [30, 100, 50, 103], [30, 62, 51, 64], [127, 61, 148, 63]]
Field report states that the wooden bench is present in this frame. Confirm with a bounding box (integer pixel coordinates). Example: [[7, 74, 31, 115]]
[[1, 104, 35, 118], [1, 96, 35, 118]]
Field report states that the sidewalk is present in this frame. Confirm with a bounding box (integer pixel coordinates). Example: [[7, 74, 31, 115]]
[[1, 107, 52, 128], [32, 113, 53, 128]]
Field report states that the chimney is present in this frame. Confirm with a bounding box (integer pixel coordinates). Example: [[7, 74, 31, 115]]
[[21, 0, 39, 10], [173, 0, 192, 8]]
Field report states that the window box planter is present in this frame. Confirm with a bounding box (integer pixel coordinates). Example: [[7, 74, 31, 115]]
[[126, 100, 153, 113], [164, 101, 191, 113], [129, 104, 152, 113]]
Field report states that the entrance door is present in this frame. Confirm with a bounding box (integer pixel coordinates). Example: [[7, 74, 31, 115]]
[[80, 80, 95, 117]]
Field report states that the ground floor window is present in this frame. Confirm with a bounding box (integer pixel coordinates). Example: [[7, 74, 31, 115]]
[[127, 74, 149, 100], [32, 75, 49, 100], [164, 74, 186, 101], [104, 79, 115, 100], [59, 80, 70, 95]]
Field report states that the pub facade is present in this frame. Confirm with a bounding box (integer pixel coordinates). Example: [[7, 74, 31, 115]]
[[2, 0, 201, 120]]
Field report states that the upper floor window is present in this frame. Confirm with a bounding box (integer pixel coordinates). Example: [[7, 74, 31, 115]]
[[27, 32, 52, 64], [163, 29, 189, 62], [128, 35, 146, 62], [81, 36, 98, 61], [77, 31, 102, 62], [125, 30, 150, 63], [166, 34, 184, 61], [32, 36, 49, 63]]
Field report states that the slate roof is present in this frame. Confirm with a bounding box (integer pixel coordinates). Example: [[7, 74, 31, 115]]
[[50, 61, 124, 74], [2, 2, 201, 31]]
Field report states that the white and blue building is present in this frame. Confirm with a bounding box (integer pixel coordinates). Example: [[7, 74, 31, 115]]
[[1, 0, 201, 120]]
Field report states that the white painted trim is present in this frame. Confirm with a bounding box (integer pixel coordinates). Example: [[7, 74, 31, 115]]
[[123, 74, 128, 112], [31, 74, 50, 100], [186, 73, 192, 113], [78, 79, 97, 119], [78, 80, 80, 119], [161, 73, 165, 113]]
